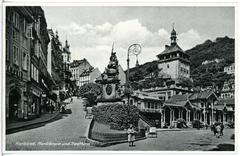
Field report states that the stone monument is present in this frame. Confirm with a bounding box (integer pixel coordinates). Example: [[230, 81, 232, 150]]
[[96, 44, 123, 105]]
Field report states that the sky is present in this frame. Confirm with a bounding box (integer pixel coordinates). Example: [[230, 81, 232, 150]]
[[42, 6, 235, 72]]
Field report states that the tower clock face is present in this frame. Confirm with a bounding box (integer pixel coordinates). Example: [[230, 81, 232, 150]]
[[106, 84, 113, 95]]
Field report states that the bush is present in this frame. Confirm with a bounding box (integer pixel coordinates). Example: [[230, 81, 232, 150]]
[[92, 104, 139, 130]]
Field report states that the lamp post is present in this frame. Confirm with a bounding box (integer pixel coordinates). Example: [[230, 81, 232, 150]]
[[126, 44, 141, 124]]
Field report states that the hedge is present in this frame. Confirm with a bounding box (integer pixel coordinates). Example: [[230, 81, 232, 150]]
[[92, 103, 139, 130]]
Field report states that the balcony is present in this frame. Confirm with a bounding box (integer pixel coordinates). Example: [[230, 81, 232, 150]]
[[140, 108, 162, 113]]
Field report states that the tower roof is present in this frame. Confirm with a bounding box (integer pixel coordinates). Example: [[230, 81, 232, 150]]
[[62, 40, 70, 54], [171, 28, 176, 35], [157, 24, 189, 58], [159, 44, 183, 55]]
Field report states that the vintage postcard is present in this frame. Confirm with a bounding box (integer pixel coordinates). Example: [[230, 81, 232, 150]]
[[2, 0, 237, 154]]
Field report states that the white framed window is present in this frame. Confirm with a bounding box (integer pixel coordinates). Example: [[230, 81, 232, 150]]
[[12, 12, 20, 29], [34, 41, 40, 58], [34, 66, 36, 81], [7, 11, 11, 22], [22, 53, 28, 70], [27, 55, 29, 71], [35, 18, 40, 36], [22, 19, 26, 33], [22, 37, 27, 48], [26, 23, 33, 39], [13, 45, 19, 65], [36, 69, 39, 82], [6, 39, 9, 61], [31, 64, 34, 78], [12, 29, 17, 41]]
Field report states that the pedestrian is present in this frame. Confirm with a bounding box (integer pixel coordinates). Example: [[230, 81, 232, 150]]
[[50, 104, 54, 114], [220, 123, 224, 136], [70, 97, 73, 103], [215, 124, 221, 138], [127, 124, 136, 147]]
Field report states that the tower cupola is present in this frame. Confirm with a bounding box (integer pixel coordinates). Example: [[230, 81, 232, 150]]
[[170, 23, 177, 46]]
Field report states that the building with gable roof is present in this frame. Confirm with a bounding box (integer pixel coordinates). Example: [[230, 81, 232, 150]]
[[157, 25, 190, 79], [69, 58, 101, 87]]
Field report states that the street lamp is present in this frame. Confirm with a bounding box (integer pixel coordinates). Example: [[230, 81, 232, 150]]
[[126, 44, 141, 125]]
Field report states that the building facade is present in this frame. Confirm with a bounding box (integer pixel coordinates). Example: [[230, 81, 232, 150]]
[[224, 63, 234, 75], [62, 40, 71, 70], [220, 79, 234, 99], [124, 89, 225, 128], [78, 67, 101, 87], [47, 29, 64, 90], [6, 6, 51, 121], [157, 26, 190, 79], [70, 59, 94, 87], [6, 7, 34, 120]]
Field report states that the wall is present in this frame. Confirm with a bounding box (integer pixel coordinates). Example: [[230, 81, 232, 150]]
[[118, 65, 126, 86], [158, 59, 190, 79], [158, 60, 178, 79], [90, 68, 101, 83], [178, 61, 190, 78]]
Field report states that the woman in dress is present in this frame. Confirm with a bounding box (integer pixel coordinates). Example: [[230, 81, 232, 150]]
[[127, 124, 136, 147]]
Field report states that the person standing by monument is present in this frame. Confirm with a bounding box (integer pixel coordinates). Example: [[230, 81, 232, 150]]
[[127, 124, 136, 147]]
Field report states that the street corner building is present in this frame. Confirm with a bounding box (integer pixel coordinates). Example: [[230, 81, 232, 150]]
[[5, 6, 73, 124], [5, 7, 49, 121]]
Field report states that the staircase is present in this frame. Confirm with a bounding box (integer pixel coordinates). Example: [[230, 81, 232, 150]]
[[139, 113, 155, 127]]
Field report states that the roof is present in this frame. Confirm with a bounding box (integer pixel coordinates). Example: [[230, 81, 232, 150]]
[[131, 91, 163, 102], [79, 68, 93, 76], [189, 89, 217, 100], [157, 44, 183, 56], [62, 47, 70, 54], [217, 98, 234, 105], [70, 59, 91, 68], [164, 94, 191, 107]]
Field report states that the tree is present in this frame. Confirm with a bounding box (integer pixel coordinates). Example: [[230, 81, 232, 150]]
[[130, 69, 144, 81], [79, 83, 102, 107]]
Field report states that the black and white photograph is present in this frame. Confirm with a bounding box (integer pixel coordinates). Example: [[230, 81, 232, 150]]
[[2, 1, 237, 153]]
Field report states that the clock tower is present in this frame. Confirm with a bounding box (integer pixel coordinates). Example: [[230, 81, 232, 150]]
[[96, 44, 122, 105]]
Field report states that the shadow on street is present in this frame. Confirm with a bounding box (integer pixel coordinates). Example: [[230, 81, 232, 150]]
[[7, 113, 70, 134]]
